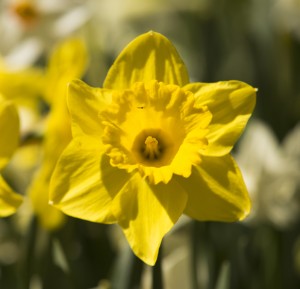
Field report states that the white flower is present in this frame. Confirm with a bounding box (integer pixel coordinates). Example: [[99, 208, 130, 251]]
[[236, 119, 300, 228], [0, 0, 90, 69]]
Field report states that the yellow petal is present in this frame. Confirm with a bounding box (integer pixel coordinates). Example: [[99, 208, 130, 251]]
[[68, 79, 112, 138], [111, 173, 187, 266], [103, 31, 189, 89], [0, 175, 23, 217], [50, 136, 130, 224], [170, 106, 212, 178], [184, 81, 256, 156], [44, 38, 88, 105], [0, 97, 19, 169], [176, 154, 251, 221]]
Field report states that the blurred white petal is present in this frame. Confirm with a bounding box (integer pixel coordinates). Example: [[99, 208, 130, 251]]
[[51, 6, 91, 38], [236, 119, 300, 228], [4, 38, 44, 69], [283, 123, 300, 162]]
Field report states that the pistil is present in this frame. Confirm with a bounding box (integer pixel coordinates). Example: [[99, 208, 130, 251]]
[[144, 136, 160, 160]]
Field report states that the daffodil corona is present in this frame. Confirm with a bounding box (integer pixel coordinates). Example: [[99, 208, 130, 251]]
[[101, 80, 212, 184], [50, 31, 256, 265]]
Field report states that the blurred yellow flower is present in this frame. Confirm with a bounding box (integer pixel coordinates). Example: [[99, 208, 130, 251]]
[[0, 57, 44, 137], [50, 31, 256, 265], [0, 96, 22, 217], [27, 38, 88, 230]]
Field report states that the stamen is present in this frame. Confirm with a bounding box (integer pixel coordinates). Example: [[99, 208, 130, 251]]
[[144, 136, 160, 160]]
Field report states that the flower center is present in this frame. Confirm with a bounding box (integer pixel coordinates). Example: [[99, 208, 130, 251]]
[[131, 129, 176, 167], [144, 136, 160, 160]]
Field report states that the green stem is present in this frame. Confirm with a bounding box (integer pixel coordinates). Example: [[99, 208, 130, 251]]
[[152, 248, 164, 289], [20, 216, 38, 289], [111, 246, 144, 289], [191, 221, 199, 289]]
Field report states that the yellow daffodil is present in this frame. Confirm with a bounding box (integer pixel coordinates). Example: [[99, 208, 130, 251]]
[[50, 31, 256, 265], [28, 38, 88, 230], [0, 96, 22, 217]]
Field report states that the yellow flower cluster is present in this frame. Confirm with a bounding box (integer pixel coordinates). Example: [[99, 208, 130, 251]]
[[0, 38, 87, 230]]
